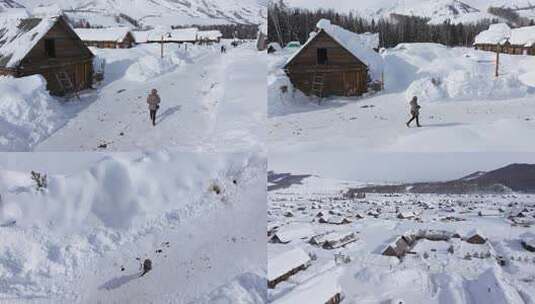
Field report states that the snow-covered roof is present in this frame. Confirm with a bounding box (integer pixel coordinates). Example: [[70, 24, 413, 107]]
[[474, 23, 511, 45], [0, 16, 58, 68], [286, 19, 384, 82], [148, 27, 198, 42], [268, 247, 310, 282], [198, 30, 222, 41], [131, 30, 151, 43], [273, 226, 312, 243], [509, 25, 535, 47], [74, 27, 132, 43], [272, 269, 342, 304]]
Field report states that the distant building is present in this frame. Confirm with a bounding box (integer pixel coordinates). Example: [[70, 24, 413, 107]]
[[146, 28, 199, 44], [0, 15, 94, 96], [474, 23, 535, 56], [74, 27, 136, 49], [284, 19, 383, 98], [268, 247, 311, 289], [198, 30, 222, 44], [465, 230, 486, 244]]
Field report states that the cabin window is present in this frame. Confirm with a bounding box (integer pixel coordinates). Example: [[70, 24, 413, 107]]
[[317, 48, 328, 65], [45, 39, 56, 58]]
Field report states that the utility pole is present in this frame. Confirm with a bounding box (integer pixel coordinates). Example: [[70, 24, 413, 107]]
[[495, 45, 500, 77], [161, 35, 164, 59]]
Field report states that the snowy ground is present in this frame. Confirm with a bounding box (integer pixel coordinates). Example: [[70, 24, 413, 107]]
[[269, 43, 535, 153], [0, 40, 265, 152], [0, 152, 266, 303], [268, 175, 535, 304]]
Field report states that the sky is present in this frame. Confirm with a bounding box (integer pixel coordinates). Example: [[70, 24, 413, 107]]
[[269, 152, 535, 183]]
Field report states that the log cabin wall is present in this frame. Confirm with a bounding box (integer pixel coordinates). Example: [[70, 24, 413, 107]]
[[18, 19, 94, 96], [285, 30, 370, 97]]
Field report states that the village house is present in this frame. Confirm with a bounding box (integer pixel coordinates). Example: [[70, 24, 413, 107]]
[[147, 27, 199, 44], [197, 30, 222, 44], [0, 15, 94, 96], [474, 23, 535, 56], [271, 269, 343, 304], [268, 247, 311, 289], [284, 19, 384, 98], [74, 27, 136, 49]]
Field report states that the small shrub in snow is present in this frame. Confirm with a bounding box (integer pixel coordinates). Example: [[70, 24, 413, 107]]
[[210, 184, 222, 195], [423, 251, 429, 259], [31, 171, 47, 191]]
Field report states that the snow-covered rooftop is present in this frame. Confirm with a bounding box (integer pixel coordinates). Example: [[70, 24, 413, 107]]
[[148, 27, 198, 42], [272, 269, 342, 304], [509, 25, 535, 47], [474, 23, 535, 47], [0, 16, 57, 68], [198, 30, 222, 40], [268, 247, 310, 282], [474, 23, 511, 45], [287, 19, 384, 81], [74, 27, 132, 43]]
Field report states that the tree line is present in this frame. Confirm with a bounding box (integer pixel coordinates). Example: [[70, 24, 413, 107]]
[[269, 0, 506, 48]]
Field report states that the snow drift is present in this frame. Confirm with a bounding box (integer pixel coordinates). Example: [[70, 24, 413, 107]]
[[0, 75, 65, 151], [0, 152, 266, 302]]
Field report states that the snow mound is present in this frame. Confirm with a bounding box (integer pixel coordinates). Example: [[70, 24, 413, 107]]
[[406, 72, 529, 102], [0, 152, 263, 300], [125, 54, 184, 82], [0, 75, 64, 151], [384, 43, 534, 102], [192, 272, 267, 304]]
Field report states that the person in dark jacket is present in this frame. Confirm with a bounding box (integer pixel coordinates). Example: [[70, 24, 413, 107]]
[[147, 89, 161, 126], [140, 259, 152, 277], [406, 96, 422, 127]]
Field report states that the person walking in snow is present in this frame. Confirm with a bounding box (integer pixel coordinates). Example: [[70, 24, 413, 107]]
[[147, 89, 161, 127], [140, 258, 152, 277], [406, 96, 422, 128]]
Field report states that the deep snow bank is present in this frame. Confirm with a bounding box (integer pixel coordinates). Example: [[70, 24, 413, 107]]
[[0, 152, 265, 301], [384, 43, 535, 102], [0, 75, 65, 151]]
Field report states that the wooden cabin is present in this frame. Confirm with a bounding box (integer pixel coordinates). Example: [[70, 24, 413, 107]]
[[474, 24, 535, 56], [268, 248, 311, 289], [284, 19, 383, 98], [74, 27, 135, 49], [0, 15, 94, 96], [465, 231, 486, 244], [197, 30, 222, 44], [271, 269, 343, 304], [146, 28, 198, 44]]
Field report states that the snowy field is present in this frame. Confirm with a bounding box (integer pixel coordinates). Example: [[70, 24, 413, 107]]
[[0, 152, 266, 303], [269, 43, 535, 153], [0, 40, 266, 152], [268, 175, 535, 304]]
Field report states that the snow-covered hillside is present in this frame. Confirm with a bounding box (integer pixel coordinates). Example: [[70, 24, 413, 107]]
[[0, 152, 266, 303], [269, 43, 535, 152], [268, 172, 535, 303], [13, 0, 266, 27], [284, 0, 535, 24]]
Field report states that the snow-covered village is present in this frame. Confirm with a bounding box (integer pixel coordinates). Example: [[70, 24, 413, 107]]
[[268, 0, 535, 153], [0, 0, 267, 152], [268, 152, 535, 303]]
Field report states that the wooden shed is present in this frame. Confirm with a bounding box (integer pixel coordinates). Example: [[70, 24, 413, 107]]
[[0, 15, 94, 96], [268, 247, 311, 289], [74, 27, 136, 49], [465, 230, 486, 244], [284, 19, 383, 98]]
